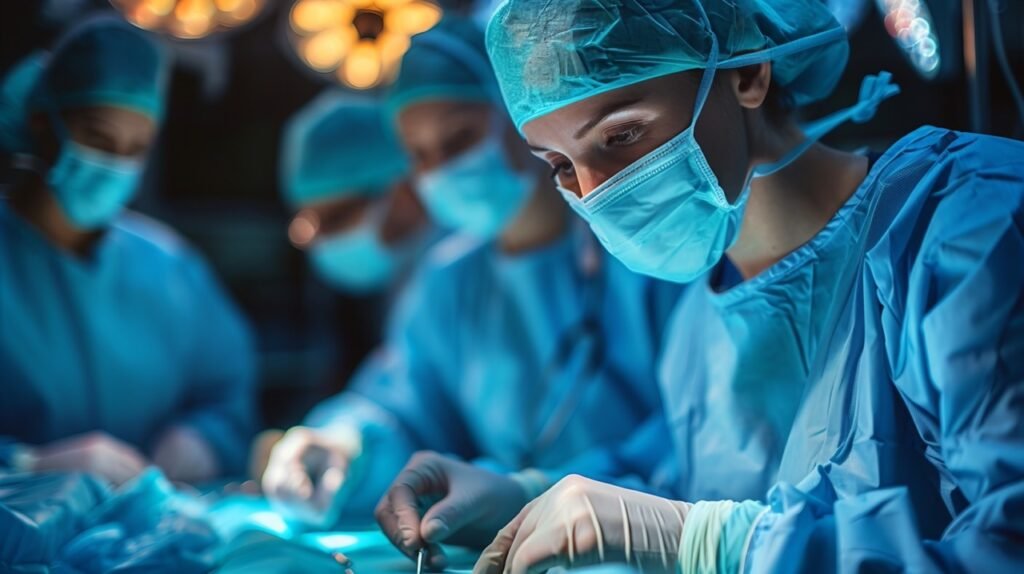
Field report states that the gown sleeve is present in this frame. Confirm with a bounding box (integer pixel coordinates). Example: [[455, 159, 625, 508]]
[[740, 144, 1024, 573], [172, 252, 258, 476], [296, 261, 480, 519]]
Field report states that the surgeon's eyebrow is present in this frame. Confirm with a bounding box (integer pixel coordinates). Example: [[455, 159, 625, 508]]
[[573, 97, 643, 140]]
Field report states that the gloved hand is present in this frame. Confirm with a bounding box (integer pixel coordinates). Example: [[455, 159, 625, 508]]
[[261, 425, 362, 525], [28, 431, 148, 486], [375, 451, 530, 571], [474, 475, 692, 574], [152, 425, 220, 484]]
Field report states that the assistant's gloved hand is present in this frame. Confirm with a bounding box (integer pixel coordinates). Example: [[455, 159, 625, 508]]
[[28, 431, 148, 486], [375, 451, 531, 571], [474, 475, 692, 574], [261, 425, 361, 526], [152, 425, 221, 484]]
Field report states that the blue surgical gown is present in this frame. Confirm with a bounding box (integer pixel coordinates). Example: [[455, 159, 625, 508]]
[[302, 222, 682, 518], [0, 203, 256, 475], [657, 126, 1024, 571]]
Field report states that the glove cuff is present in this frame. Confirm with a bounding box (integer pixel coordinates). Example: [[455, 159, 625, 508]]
[[677, 499, 768, 574]]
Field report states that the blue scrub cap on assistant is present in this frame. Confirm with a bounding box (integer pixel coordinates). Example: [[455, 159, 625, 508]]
[[281, 93, 410, 208], [31, 16, 169, 121], [486, 0, 850, 131], [1, 17, 167, 154], [386, 16, 497, 118]]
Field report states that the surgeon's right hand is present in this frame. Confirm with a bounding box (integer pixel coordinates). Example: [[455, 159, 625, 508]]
[[375, 451, 530, 571], [28, 431, 148, 486], [262, 425, 361, 524]]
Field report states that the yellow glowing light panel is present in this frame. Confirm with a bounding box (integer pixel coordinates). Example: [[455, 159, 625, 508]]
[[111, 0, 267, 39], [289, 0, 441, 89]]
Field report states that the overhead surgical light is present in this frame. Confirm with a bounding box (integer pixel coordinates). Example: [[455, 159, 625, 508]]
[[287, 0, 442, 90], [875, 0, 942, 79], [111, 0, 267, 39]]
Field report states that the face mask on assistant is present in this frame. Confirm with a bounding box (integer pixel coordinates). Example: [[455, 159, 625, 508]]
[[46, 116, 144, 230], [309, 201, 404, 294], [416, 126, 534, 239]]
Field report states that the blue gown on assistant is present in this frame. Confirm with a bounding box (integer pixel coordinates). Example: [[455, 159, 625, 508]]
[[0, 204, 256, 475]]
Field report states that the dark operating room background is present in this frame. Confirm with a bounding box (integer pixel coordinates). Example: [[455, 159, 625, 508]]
[[2, 0, 1022, 429]]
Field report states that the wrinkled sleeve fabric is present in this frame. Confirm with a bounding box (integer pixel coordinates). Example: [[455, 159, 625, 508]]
[[172, 252, 257, 477], [741, 146, 1024, 573]]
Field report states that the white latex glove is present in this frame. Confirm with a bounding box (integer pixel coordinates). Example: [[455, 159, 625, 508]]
[[375, 451, 531, 571], [262, 425, 362, 525], [28, 431, 148, 486], [152, 425, 221, 484], [474, 475, 692, 574]]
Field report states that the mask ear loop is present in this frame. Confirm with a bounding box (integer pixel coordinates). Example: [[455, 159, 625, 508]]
[[688, 33, 720, 135]]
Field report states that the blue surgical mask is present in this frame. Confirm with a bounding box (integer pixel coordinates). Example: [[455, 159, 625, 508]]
[[309, 208, 399, 294], [557, 58, 738, 283], [560, 34, 899, 284], [416, 129, 533, 238], [47, 139, 143, 230]]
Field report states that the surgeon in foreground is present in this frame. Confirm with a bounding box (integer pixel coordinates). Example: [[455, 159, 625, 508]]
[[374, 0, 1024, 572], [0, 18, 256, 485]]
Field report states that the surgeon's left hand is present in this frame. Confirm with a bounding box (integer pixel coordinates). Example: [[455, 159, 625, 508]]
[[473, 475, 691, 574], [375, 451, 530, 571], [152, 425, 220, 484]]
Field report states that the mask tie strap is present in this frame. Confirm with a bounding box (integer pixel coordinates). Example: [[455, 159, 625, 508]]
[[753, 72, 900, 178], [689, 33, 720, 130]]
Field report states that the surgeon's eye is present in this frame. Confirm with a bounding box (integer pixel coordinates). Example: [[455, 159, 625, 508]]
[[550, 160, 576, 184], [604, 124, 645, 148]]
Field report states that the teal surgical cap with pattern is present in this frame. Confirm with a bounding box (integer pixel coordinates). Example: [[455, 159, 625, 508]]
[[386, 15, 496, 118], [281, 93, 410, 208], [485, 0, 849, 130]]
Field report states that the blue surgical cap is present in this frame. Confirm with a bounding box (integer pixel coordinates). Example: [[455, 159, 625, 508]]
[[386, 16, 496, 118], [486, 0, 850, 131], [281, 93, 410, 208], [0, 54, 45, 154], [0, 17, 167, 154], [31, 16, 169, 120]]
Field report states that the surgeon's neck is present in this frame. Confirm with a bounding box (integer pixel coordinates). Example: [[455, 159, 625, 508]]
[[498, 176, 569, 255], [9, 179, 101, 257], [725, 131, 869, 281]]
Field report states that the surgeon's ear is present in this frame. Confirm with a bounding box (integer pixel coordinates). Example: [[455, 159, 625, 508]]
[[730, 62, 772, 111]]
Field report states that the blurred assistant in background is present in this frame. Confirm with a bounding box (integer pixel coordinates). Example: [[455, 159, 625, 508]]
[[0, 16, 256, 486], [278, 93, 433, 297], [259, 93, 438, 519], [264, 17, 683, 567]]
